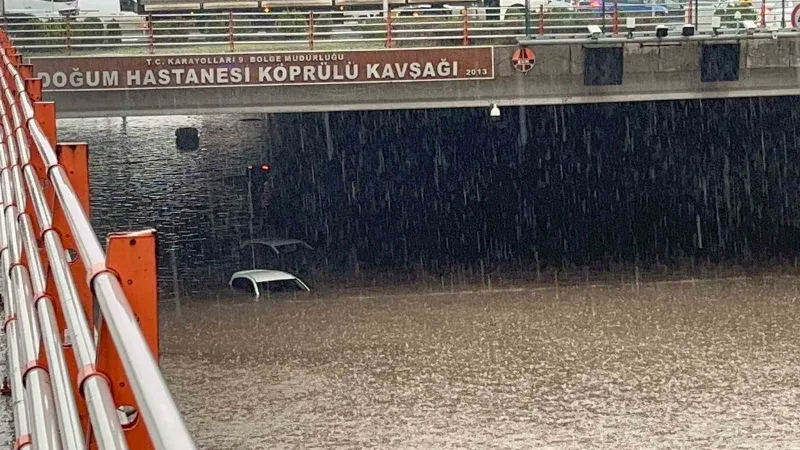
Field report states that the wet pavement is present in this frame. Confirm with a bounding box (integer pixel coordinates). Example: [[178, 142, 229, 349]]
[[160, 276, 800, 449]]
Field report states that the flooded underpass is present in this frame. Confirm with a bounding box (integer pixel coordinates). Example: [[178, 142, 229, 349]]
[[43, 98, 800, 448], [160, 275, 800, 449]]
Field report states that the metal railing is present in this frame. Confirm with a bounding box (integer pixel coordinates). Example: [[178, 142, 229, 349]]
[[2, 1, 797, 55], [0, 33, 196, 449]]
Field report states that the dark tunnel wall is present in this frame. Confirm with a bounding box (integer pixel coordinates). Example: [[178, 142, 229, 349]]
[[73, 97, 800, 293], [265, 98, 800, 273]]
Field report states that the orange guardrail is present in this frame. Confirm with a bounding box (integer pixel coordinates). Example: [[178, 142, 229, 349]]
[[0, 32, 196, 450]]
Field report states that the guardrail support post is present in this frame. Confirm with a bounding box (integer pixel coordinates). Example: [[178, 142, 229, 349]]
[[24, 78, 41, 103], [49, 142, 93, 346], [538, 5, 544, 35], [601, 0, 606, 32], [18, 63, 32, 80], [385, 10, 392, 48], [147, 13, 155, 55], [65, 19, 72, 56], [686, 0, 693, 26], [462, 8, 469, 45], [228, 11, 235, 53], [97, 229, 159, 450], [50, 143, 92, 321], [33, 102, 56, 148], [523, 0, 531, 36], [308, 11, 315, 51], [781, 0, 786, 27], [28, 93, 52, 231], [41, 142, 93, 440]]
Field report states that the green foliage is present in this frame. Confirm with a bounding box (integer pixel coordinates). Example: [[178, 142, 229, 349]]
[[274, 11, 308, 39], [152, 15, 192, 43], [71, 17, 105, 47], [13, 19, 67, 50]]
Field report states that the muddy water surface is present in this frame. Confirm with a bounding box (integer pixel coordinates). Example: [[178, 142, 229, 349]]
[[160, 277, 800, 449]]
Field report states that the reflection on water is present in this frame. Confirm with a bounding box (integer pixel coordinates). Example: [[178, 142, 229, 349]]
[[161, 276, 800, 449]]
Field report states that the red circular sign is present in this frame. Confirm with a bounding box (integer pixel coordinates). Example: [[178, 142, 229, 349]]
[[792, 3, 800, 28], [511, 47, 536, 74]]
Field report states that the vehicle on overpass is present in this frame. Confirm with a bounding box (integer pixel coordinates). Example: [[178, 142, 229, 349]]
[[498, 0, 575, 21], [1, 0, 145, 44], [229, 269, 311, 298], [135, 0, 571, 16], [574, 0, 670, 15], [137, 0, 470, 13]]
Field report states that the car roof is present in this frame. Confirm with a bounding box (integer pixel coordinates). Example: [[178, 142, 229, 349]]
[[239, 239, 314, 253], [231, 269, 298, 283]]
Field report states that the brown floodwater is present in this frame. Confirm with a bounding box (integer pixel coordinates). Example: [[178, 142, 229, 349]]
[[160, 275, 800, 449]]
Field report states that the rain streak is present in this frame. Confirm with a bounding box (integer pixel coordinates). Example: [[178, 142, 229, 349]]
[[14, 97, 797, 449]]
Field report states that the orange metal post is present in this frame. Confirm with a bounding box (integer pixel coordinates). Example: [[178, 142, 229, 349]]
[[2, 34, 14, 50], [24, 78, 41, 103], [50, 143, 92, 321], [96, 230, 159, 450], [18, 63, 32, 80], [28, 100, 55, 238], [33, 102, 56, 148], [613, 3, 619, 33], [40, 142, 92, 443], [32, 101, 56, 187], [761, 0, 767, 27], [24, 81, 45, 237]]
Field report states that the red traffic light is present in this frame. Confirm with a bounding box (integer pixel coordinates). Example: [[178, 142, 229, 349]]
[[260, 164, 271, 171]]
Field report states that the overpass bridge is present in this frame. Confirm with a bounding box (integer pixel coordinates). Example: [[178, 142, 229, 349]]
[[0, 34, 196, 449], [5, 5, 800, 117]]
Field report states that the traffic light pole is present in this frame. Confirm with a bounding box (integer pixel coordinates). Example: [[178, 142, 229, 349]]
[[247, 168, 255, 269]]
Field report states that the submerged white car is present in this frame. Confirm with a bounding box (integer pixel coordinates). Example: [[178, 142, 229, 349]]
[[229, 269, 311, 298]]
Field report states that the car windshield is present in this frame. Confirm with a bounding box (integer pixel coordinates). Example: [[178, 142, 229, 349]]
[[257, 279, 305, 294]]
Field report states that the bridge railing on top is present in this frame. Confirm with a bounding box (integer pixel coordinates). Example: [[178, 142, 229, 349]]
[[0, 33, 195, 449], [2, 1, 796, 55]]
